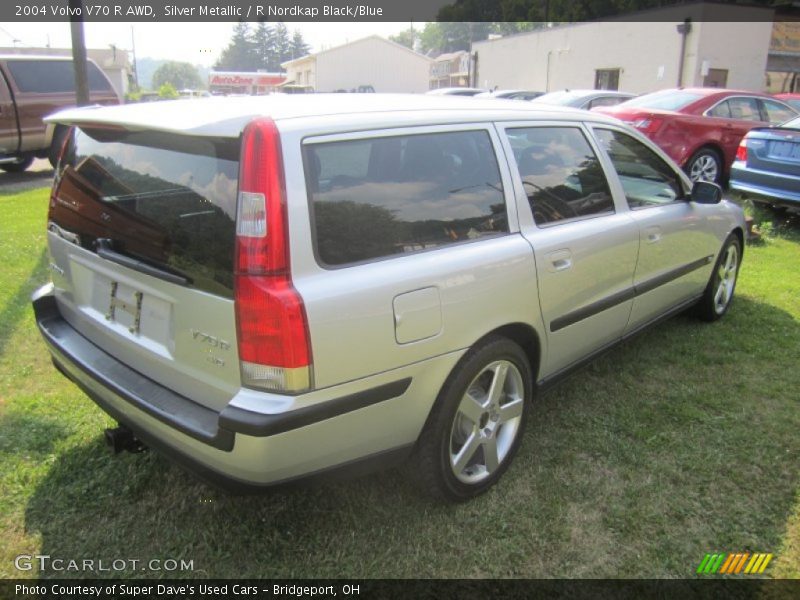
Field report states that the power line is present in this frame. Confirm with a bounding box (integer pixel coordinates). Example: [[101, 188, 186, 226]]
[[0, 26, 29, 47]]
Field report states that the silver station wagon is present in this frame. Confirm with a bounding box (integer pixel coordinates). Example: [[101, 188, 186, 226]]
[[34, 95, 745, 501]]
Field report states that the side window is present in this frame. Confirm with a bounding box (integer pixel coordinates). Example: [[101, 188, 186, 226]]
[[5, 60, 112, 93], [760, 99, 797, 125], [507, 126, 614, 226], [707, 100, 732, 118], [726, 97, 762, 122], [305, 130, 508, 267], [587, 96, 626, 110], [594, 129, 685, 208]]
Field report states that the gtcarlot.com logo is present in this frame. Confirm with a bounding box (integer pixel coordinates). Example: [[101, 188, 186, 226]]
[[696, 552, 773, 575], [14, 554, 194, 573]]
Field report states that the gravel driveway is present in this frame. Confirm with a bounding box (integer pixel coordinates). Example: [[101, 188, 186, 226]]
[[0, 159, 54, 194]]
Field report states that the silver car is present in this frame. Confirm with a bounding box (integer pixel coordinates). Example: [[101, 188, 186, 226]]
[[34, 95, 745, 501]]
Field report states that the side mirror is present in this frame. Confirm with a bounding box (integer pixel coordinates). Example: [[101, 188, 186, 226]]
[[691, 180, 722, 204]]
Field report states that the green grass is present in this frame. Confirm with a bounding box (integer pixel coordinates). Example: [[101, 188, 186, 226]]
[[1, 188, 799, 579]]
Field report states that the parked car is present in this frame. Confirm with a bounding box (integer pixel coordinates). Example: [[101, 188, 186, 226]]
[[35, 95, 745, 501], [729, 114, 800, 210], [0, 54, 120, 172], [594, 88, 798, 184], [474, 89, 545, 101], [532, 89, 635, 110], [426, 87, 487, 96], [774, 93, 800, 112]]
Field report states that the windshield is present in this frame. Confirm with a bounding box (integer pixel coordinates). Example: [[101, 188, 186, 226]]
[[622, 89, 704, 111]]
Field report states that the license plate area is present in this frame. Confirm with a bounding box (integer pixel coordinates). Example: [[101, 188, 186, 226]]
[[106, 281, 144, 334], [768, 140, 800, 160]]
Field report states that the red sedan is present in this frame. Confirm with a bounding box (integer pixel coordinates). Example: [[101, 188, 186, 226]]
[[594, 88, 797, 183]]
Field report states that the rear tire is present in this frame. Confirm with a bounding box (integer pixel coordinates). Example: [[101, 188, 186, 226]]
[[414, 337, 532, 502], [0, 156, 33, 173], [686, 147, 723, 184], [696, 234, 741, 321]]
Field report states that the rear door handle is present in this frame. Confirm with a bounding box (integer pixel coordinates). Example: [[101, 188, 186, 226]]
[[645, 226, 662, 244], [547, 249, 572, 272]]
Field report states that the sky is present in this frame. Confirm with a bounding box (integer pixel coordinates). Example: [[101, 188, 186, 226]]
[[0, 22, 417, 66]]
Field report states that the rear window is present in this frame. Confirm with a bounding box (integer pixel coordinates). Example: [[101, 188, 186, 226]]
[[623, 90, 703, 111], [305, 130, 508, 267], [51, 128, 239, 297], [6, 59, 113, 93]]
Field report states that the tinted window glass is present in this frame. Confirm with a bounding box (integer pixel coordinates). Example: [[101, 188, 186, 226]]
[[707, 101, 732, 118], [507, 127, 614, 226], [595, 129, 685, 208], [6, 60, 113, 93], [587, 96, 628, 109], [52, 129, 239, 296], [306, 130, 507, 266], [726, 97, 761, 121], [761, 99, 797, 125]]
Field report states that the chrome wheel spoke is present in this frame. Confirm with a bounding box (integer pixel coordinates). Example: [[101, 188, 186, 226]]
[[715, 284, 727, 307], [482, 437, 500, 473], [499, 397, 524, 423], [458, 391, 485, 425], [486, 362, 509, 407], [452, 432, 481, 474]]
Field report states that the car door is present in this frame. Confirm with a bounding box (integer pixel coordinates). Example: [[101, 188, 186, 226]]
[[497, 122, 639, 378], [0, 65, 19, 155], [591, 126, 721, 332]]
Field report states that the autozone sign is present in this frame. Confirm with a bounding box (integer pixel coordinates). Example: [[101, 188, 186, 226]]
[[209, 73, 284, 86]]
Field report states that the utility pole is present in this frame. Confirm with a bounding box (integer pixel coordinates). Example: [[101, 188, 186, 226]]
[[69, 0, 90, 106], [130, 26, 139, 90]]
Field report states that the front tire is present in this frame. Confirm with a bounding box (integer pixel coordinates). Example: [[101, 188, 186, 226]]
[[414, 337, 532, 502], [696, 234, 741, 321], [0, 156, 34, 173]]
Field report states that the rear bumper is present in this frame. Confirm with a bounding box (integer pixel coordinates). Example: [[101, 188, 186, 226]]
[[33, 284, 418, 490], [730, 164, 800, 206]]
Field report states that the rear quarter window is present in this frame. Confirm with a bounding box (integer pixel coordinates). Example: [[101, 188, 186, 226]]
[[305, 129, 508, 267]]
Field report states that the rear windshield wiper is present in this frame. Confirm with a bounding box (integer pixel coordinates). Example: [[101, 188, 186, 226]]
[[96, 238, 193, 286]]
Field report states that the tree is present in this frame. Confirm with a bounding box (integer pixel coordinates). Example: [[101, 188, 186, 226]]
[[157, 83, 179, 99], [290, 30, 311, 61], [152, 61, 203, 91], [389, 27, 419, 50], [215, 22, 259, 71], [253, 23, 276, 71], [273, 23, 292, 66]]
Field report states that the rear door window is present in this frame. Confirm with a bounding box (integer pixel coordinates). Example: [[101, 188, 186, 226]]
[[305, 129, 508, 267], [505, 126, 614, 226], [52, 128, 239, 296]]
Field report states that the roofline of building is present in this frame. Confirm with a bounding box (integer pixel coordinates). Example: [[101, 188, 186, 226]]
[[281, 34, 432, 68]]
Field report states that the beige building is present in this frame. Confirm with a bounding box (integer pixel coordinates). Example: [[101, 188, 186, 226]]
[[473, 3, 774, 94], [282, 35, 432, 93]]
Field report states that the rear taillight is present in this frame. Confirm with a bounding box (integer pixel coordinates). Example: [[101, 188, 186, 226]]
[[631, 116, 663, 136], [234, 118, 312, 393], [735, 139, 748, 163]]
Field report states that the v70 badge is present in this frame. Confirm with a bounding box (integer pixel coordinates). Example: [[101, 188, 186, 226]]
[[105, 281, 143, 335]]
